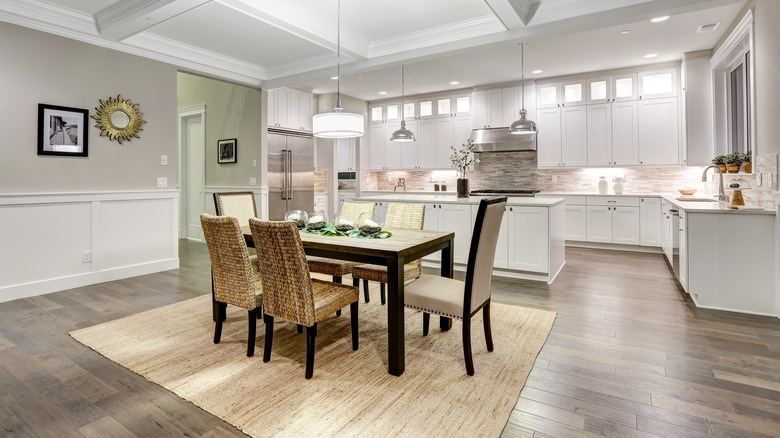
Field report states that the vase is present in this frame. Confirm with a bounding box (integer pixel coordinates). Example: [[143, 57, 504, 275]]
[[456, 178, 469, 198]]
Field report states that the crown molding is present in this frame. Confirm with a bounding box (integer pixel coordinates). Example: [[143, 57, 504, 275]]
[[95, 0, 209, 41], [369, 15, 505, 58], [0, 0, 97, 35]]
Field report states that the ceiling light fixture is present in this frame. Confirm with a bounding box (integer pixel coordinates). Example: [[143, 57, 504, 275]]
[[378, 91, 387, 95], [312, 0, 364, 139], [651, 15, 669, 23], [509, 41, 537, 136], [449, 81, 460, 85], [532, 69, 543, 74], [330, 76, 338, 80], [621, 30, 630, 35], [390, 64, 415, 143], [644, 53, 658, 59]]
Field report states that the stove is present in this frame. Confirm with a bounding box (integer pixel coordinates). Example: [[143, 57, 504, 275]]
[[469, 189, 540, 197]]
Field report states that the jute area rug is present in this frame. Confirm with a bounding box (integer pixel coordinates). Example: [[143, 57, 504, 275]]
[[71, 283, 555, 438]]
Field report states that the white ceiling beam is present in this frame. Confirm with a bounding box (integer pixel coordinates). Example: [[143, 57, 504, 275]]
[[484, 0, 535, 29], [216, 0, 369, 60], [0, 0, 98, 36], [95, 0, 210, 41]]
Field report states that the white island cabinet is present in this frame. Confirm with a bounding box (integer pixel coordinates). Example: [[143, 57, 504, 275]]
[[354, 194, 566, 284]]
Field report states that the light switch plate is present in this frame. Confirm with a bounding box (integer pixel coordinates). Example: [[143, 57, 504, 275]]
[[82, 250, 92, 263], [249, 177, 257, 186], [252, 160, 257, 168], [755, 172, 762, 186], [157, 177, 167, 188], [161, 155, 168, 166]]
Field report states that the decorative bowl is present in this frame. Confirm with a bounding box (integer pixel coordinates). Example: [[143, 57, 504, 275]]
[[357, 212, 382, 237], [333, 214, 355, 232], [678, 189, 697, 196], [307, 210, 327, 230], [284, 210, 308, 229]]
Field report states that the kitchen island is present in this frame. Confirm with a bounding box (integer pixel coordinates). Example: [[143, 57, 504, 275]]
[[353, 194, 566, 283]]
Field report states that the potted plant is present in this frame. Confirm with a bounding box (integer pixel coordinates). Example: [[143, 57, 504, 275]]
[[450, 138, 477, 198], [711, 155, 727, 173], [741, 150, 752, 173], [724, 152, 742, 173]]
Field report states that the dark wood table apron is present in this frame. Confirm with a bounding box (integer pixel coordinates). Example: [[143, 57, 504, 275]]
[[241, 226, 455, 376]]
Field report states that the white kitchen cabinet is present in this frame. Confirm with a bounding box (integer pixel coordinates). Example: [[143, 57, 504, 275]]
[[268, 88, 313, 131], [424, 202, 471, 264], [422, 203, 440, 262], [314, 194, 328, 215], [436, 94, 471, 117], [434, 115, 473, 168], [586, 196, 640, 244], [678, 209, 687, 291], [537, 105, 587, 169], [369, 200, 389, 224], [399, 119, 436, 170], [638, 68, 678, 100], [473, 86, 519, 128], [370, 101, 401, 124], [337, 191, 355, 212], [368, 122, 402, 170], [639, 197, 662, 247], [638, 97, 679, 165], [587, 100, 639, 167], [536, 80, 586, 109], [564, 198, 587, 241], [681, 54, 714, 166], [507, 206, 550, 273], [337, 138, 356, 171], [587, 73, 637, 104]]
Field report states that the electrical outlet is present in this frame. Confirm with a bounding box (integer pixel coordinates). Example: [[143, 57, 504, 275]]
[[82, 250, 92, 263], [755, 172, 762, 186], [160, 155, 168, 166], [249, 177, 257, 186], [252, 159, 257, 168], [552, 175, 558, 182], [157, 177, 167, 188], [769, 172, 775, 189]]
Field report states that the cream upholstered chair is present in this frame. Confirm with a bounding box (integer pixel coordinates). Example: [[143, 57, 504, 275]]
[[351, 203, 425, 304], [404, 197, 507, 376], [307, 201, 374, 315], [213, 191, 257, 227], [200, 213, 263, 357], [249, 218, 359, 379]]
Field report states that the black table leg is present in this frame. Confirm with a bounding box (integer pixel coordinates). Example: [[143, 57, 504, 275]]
[[439, 238, 454, 331], [387, 256, 405, 376]]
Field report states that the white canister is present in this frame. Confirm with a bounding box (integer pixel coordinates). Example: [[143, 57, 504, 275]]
[[613, 176, 625, 194], [598, 176, 608, 194]]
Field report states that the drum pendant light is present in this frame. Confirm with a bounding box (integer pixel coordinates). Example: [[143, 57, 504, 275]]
[[312, 0, 364, 138], [390, 65, 415, 142], [509, 42, 537, 135]]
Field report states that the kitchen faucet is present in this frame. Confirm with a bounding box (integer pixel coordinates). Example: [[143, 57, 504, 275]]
[[701, 165, 730, 204]]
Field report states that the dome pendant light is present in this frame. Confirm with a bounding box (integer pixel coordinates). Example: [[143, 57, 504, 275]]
[[313, 0, 364, 139], [509, 41, 537, 135], [390, 65, 415, 142]]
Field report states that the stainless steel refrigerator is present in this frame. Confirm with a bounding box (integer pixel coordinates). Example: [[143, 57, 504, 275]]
[[267, 129, 314, 220]]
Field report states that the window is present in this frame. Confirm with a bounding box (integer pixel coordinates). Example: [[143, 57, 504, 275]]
[[729, 52, 751, 154]]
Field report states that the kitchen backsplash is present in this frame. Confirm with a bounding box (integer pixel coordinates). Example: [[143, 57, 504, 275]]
[[362, 152, 778, 209], [314, 171, 328, 194]]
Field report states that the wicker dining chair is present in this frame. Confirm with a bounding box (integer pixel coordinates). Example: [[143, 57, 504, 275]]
[[249, 218, 359, 379], [403, 197, 507, 376], [200, 213, 263, 357], [307, 201, 375, 315], [351, 203, 425, 304]]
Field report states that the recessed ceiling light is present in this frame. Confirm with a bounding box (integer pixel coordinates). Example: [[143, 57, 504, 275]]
[[651, 16, 670, 23], [378, 91, 387, 95], [621, 30, 630, 35], [449, 81, 460, 85], [532, 70, 543, 74], [644, 53, 658, 59], [330, 76, 338, 80]]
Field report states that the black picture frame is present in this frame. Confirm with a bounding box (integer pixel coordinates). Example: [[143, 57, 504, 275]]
[[37, 103, 89, 157], [217, 138, 237, 164]]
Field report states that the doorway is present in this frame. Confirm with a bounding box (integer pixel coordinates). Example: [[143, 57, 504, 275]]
[[178, 105, 206, 240]]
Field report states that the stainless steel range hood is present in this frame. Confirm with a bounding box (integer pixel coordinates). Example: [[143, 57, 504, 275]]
[[469, 127, 537, 152]]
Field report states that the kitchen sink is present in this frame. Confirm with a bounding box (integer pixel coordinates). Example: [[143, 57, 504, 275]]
[[675, 197, 717, 202]]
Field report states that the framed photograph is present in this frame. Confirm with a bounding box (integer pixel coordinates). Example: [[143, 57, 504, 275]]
[[217, 138, 237, 164], [37, 103, 89, 157]]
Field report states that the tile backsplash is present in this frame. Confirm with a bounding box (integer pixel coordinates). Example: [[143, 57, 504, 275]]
[[362, 152, 778, 209]]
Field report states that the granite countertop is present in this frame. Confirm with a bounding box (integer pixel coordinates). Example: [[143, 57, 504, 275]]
[[353, 193, 565, 207], [538, 192, 775, 215]]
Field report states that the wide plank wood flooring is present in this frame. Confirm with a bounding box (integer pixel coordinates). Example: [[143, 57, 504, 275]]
[[1, 240, 778, 437]]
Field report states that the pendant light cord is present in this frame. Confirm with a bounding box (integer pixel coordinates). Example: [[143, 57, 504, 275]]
[[335, 0, 342, 111], [520, 41, 525, 111]]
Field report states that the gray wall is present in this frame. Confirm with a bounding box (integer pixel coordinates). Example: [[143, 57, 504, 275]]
[[0, 22, 177, 193], [177, 72, 263, 188]]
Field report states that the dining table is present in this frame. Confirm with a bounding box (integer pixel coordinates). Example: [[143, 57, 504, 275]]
[[241, 226, 455, 376]]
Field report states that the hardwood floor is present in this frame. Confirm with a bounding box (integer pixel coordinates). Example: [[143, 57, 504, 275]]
[[1, 240, 778, 437]]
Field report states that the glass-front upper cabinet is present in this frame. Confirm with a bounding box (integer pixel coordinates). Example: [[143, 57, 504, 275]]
[[537, 80, 586, 108], [369, 102, 401, 124], [417, 98, 434, 119], [587, 73, 637, 104], [435, 94, 471, 117], [403, 102, 415, 120], [638, 68, 678, 99]]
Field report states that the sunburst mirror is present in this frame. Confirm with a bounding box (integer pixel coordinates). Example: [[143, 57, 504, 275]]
[[92, 95, 146, 144]]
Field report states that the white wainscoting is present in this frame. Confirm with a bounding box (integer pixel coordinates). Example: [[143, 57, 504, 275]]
[[0, 190, 180, 303]]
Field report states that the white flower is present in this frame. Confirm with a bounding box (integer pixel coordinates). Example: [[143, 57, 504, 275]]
[[288, 213, 300, 221], [309, 215, 324, 223], [337, 218, 353, 226], [361, 219, 378, 227]]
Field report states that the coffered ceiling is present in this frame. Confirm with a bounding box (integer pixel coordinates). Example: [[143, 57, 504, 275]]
[[0, 0, 746, 100]]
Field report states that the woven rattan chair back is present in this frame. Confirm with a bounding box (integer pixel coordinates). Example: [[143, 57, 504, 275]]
[[249, 219, 316, 326], [340, 201, 375, 223], [214, 192, 257, 227], [384, 203, 425, 229], [200, 213, 258, 310]]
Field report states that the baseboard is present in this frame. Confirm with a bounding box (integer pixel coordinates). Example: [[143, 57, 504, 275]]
[[0, 258, 179, 304]]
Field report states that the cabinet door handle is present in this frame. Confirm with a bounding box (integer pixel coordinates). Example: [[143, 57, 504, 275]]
[[510, 207, 513, 211]]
